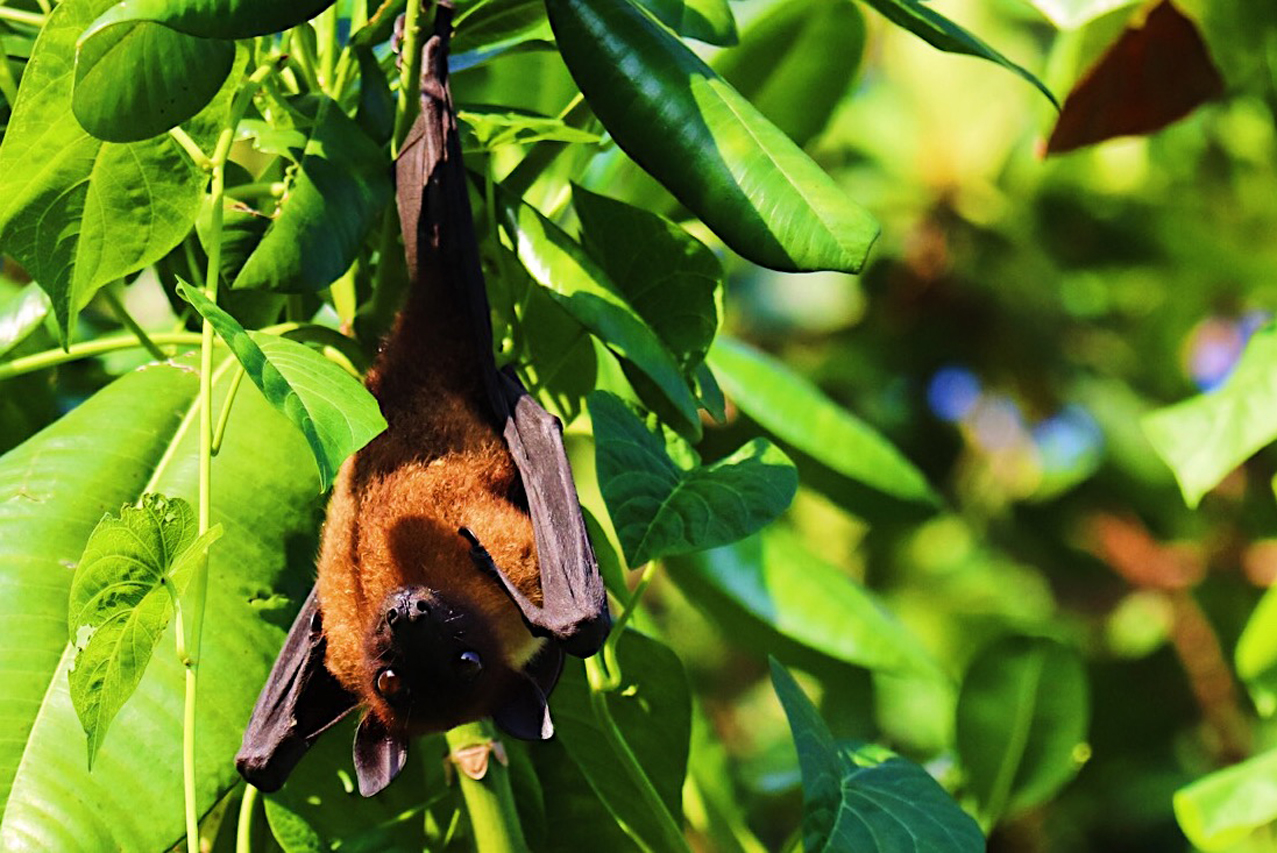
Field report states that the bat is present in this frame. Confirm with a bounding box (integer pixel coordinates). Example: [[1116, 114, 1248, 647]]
[[235, 2, 610, 797]]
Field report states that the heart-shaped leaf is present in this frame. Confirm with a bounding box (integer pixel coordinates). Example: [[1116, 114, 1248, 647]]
[[770, 659, 984, 853], [589, 390, 797, 566], [179, 282, 386, 490], [67, 494, 222, 768], [955, 635, 1089, 824]]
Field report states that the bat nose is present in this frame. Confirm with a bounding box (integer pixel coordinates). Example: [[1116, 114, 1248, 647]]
[[385, 587, 437, 632]]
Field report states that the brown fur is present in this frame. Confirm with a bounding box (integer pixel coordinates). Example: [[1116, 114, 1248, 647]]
[[316, 270, 545, 734]]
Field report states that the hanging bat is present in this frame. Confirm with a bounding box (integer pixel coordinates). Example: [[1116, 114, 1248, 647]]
[[235, 2, 610, 797]]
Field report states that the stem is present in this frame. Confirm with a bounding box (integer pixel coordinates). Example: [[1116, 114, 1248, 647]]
[[289, 26, 322, 93], [211, 364, 246, 456], [0, 332, 204, 381], [391, 0, 425, 156], [0, 6, 43, 26], [168, 127, 212, 171], [597, 561, 657, 691], [444, 722, 528, 853], [101, 285, 166, 362], [585, 656, 690, 853], [224, 181, 286, 202], [317, 3, 339, 91], [236, 785, 259, 853]]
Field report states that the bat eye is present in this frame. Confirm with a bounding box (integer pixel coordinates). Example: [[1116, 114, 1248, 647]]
[[376, 668, 403, 698], [456, 650, 482, 681]]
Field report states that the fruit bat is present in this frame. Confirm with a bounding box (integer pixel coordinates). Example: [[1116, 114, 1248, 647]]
[[235, 3, 610, 797]]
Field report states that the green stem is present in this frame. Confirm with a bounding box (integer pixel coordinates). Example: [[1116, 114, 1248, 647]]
[[101, 285, 166, 362], [168, 126, 212, 171], [224, 181, 286, 202], [0, 6, 43, 26], [236, 784, 259, 853], [211, 364, 246, 456], [391, 0, 425, 157], [316, 3, 339, 91], [0, 332, 204, 381], [288, 26, 322, 93], [585, 656, 690, 853], [444, 722, 528, 853], [597, 561, 657, 691]]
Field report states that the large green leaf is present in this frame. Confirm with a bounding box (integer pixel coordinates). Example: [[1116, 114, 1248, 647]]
[[589, 390, 797, 566], [82, 0, 335, 40], [1235, 585, 1277, 717], [0, 355, 324, 850], [573, 184, 721, 371], [72, 19, 232, 141], [453, 0, 549, 55], [715, 0, 865, 148], [179, 282, 386, 491], [636, 0, 737, 46], [0, 282, 49, 358], [708, 336, 939, 507], [0, 0, 208, 341], [500, 193, 701, 434], [955, 635, 1088, 824], [1174, 747, 1277, 851], [545, 0, 879, 274], [1143, 324, 1277, 508], [67, 494, 221, 769], [858, 0, 1057, 105], [770, 660, 983, 853], [551, 631, 691, 852], [668, 527, 939, 678], [232, 96, 392, 294]]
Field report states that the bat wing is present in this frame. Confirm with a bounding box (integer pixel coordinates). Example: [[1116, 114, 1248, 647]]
[[402, 13, 611, 658], [235, 587, 358, 792]]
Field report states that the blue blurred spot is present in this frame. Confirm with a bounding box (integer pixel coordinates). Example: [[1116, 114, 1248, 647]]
[[971, 394, 1025, 451], [1033, 405, 1103, 472], [927, 365, 981, 422]]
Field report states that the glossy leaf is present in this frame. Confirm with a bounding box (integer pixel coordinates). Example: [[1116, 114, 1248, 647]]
[[858, 0, 1057, 106], [1174, 747, 1277, 851], [1143, 323, 1277, 507], [551, 631, 691, 851], [770, 660, 984, 853], [546, 0, 879, 273], [500, 192, 701, 433], [66, 494, 221, 768], [709, 336, 939, 506], [589, 390, 797, 566], [955, 636, 1089, 822], [0, 282, 49, 358], [0, 0, 207, 341], [82, 0, 335, 40], [179, 282, 386, 491], [453, 0, 549, 55], [0, 355, 324, 850], [573, 184, 721, 371], [1028, 0, 1138, 29], [232, 97, 392, 293], [636, 0, 737, 46], [72, 20, 233, 141], [715, 0, 865, 148], [669, 528, 939, 677]]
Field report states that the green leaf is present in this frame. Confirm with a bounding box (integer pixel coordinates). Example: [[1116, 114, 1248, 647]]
[[72, 20, 233, 141], [770, 659, 984, 853], [573, 184, 721, 371], [1174, 747, 1277, 851], [1143, 324, 1277, 508], [0, 0, 208, 341], [232, 96, 393, 293], [0, 282, 50, 359], [460, 107, 601, 150], [66, 494, 220, 768], [551, 631, 691, 851], [354, 44, 393, 145], [1026, 0, 1139, 29], [858, 0, 1058, 106], [708, 336, 939, 506], [264, 797, 327, 853], [589, 390, 797, 566], [714, 0, 864, 148], [82, 0, 336, 40], [545, 0, 880, 273], [178, 282, 386, 490], [499, 193, 701, 434], [955, 635, 1088, 823], [1235, 585, 1277, 717], [453, 0, 549, 55], [635, 0, 737, 46], [0, 354, 325, 849], [668, 527, 939, 677]]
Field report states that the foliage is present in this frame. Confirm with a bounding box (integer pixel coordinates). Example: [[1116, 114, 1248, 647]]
[[1, 0, 1275, 851]]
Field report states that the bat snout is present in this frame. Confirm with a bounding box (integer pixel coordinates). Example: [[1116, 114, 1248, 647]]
[[383, 585, 442, 634]]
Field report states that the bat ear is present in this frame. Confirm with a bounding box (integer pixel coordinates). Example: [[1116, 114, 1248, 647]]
[[353, 712, 409, 797], [492, 674, 555, 741]]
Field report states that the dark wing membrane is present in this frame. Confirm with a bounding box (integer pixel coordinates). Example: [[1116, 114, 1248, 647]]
[[235, 587, 357, 792], [405, 9, 610, 657]]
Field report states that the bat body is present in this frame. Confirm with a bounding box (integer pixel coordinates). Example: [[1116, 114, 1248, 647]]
[[236, 3, 609, 797]]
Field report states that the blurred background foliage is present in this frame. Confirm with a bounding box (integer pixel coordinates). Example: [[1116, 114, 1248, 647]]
[[4, 0, 1277, 850]]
